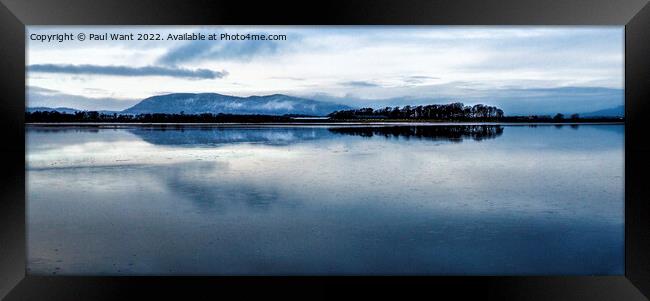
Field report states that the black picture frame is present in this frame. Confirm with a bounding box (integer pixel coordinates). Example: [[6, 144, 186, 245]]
[[1, 0, 649, 299]]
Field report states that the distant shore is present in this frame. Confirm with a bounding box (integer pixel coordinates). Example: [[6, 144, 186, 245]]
[[26, 121, 624, 127]]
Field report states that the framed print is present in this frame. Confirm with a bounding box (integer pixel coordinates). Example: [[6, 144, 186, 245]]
[[1, 0, 650, 300]]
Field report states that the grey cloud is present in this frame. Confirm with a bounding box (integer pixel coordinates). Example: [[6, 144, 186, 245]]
[[402, 76, 440, 84], [28, 64, 228, 79], [158, 37, 284, 65], [340, 81, 380, 87], [28, 86, 59, 94], [409, 76, 439, 80], [269, 76, 306, 81]]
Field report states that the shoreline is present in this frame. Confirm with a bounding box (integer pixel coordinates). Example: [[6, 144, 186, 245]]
[[26, 121, 625, 127]]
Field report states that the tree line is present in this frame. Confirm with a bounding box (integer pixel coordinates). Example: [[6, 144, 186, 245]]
[[25, 111, 294, 123], [329, 103, 504, 120]]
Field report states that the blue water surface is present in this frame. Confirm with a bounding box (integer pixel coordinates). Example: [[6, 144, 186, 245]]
[[26, 124, 624, 275]]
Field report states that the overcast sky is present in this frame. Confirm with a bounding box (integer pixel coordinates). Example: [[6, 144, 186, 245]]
[[27, 26, 624, 114]]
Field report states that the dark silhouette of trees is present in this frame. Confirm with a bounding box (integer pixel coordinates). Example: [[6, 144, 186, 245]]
[[329, 103, 504, 121], [25, 111, 293, 123]]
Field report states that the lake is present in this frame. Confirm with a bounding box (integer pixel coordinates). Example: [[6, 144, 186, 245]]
[[26, 124, 624, 275]]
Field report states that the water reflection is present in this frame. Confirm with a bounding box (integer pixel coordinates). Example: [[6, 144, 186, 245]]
[[26, 124, 624, 275], [328, 125, 504, 142], [156, 162, 286, 212], [125, 125, 505, 147], [30, 127, 101, 134], [128, 126, 334, 146]]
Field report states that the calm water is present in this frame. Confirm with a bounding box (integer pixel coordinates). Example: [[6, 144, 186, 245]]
[[26, 124, 624, 275]]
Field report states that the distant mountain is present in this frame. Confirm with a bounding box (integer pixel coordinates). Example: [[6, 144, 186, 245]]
[[27, 107, 80, 114], [122, 93, 353, 116], [580, 105, 624, 117]]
